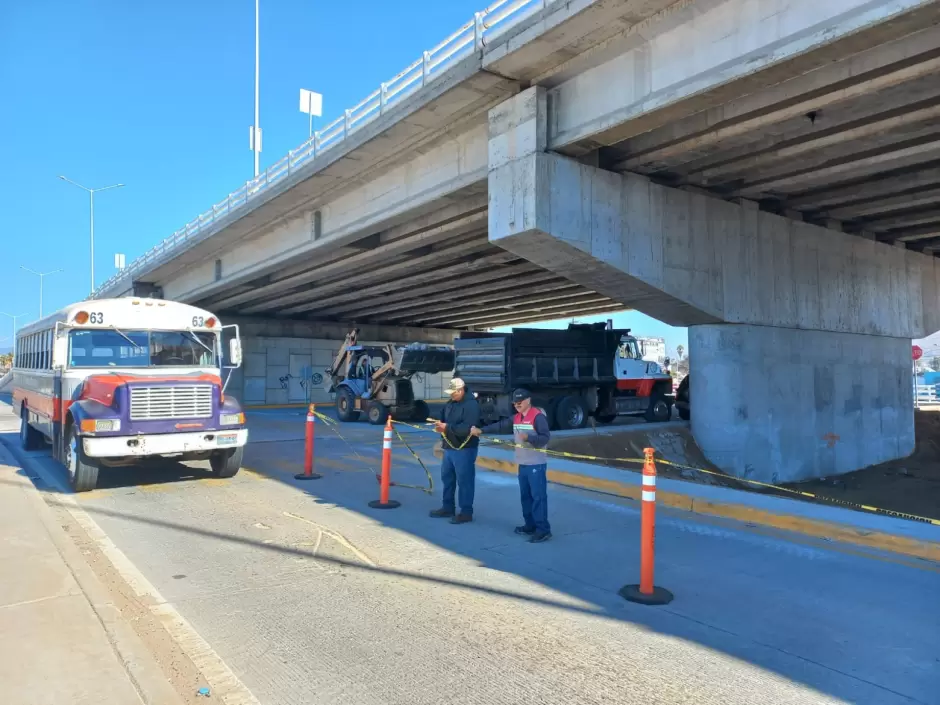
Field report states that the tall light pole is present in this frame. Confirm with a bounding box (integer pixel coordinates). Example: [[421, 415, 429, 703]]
[[250, 0, 262, 177], [0, 312, 28, 364], [20, 266, 62, 318], [58, 176, 125, 294]]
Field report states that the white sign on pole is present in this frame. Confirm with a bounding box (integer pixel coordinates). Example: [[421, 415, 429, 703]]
[[249, 126, 263, 152], [114, 253, 126, 270], [299, 89, 323, 117]]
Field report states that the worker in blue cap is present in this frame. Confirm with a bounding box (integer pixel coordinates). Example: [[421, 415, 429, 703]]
[[472, 388, 552, 542]]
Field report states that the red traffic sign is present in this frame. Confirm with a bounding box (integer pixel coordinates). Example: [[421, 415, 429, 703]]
[[913, 345, 923, 361]]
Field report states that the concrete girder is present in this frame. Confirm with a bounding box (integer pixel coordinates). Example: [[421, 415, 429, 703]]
[[548, 0, 940, 154], [238, 234, 491, 315], [729, 136, 940, 199], [473, 303, 626, 330], [310, 267, 556, 319], [209, 207, 488, 311], [609, 33, 940, 171], [896, 227, 940, 242], [823, 186, 940, 220], [375, 281, 586, 323], [421, 295, 617, 328], [783, 166, 940, 210], [410, 289, 608, 327], [860, 212, 940, 233], [689, 103, 940, 186], [280, 250, 523, 317]]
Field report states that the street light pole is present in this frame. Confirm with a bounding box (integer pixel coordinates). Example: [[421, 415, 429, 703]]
[[253, 0, 261, 177], [58, 176, 125, 294], [0, 312, 29, 364], [20, 266, 63, 318]]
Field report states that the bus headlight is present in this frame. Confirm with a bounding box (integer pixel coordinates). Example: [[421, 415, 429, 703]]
[[220, 412, 245, 426], [80, 419, 121, 433]]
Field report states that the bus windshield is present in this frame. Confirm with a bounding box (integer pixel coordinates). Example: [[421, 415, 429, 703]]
[[68, 329, 218, 368]]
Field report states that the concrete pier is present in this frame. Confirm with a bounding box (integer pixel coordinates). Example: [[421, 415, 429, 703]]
[[489, 87, 937, 481]]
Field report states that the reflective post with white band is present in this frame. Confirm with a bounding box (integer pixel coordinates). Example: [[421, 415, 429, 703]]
[[294, 404, 323, 480], [369, 417, 401, 509], [620, 447, 674, 605]]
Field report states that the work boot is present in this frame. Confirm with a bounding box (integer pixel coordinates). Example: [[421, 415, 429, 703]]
[[514, 525, 536, 535], [429, 507, 455, 518], [528, 531, 552, 543], [450, 513, 473, 524]]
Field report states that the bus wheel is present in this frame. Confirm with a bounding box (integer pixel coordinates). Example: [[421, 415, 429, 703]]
[[20, 408, 43, 451], [210, 446, 243, 478], [66, 427, 99, 493]]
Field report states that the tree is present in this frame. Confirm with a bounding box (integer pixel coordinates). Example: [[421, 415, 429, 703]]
[[929, 357, 940, 372], [0, 352, 12, 369]]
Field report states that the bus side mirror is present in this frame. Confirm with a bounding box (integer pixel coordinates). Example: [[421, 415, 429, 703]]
[[229, 338, 243, 367]]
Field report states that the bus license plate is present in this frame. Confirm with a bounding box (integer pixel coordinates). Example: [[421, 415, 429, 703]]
[[218, 434, 238, 446]]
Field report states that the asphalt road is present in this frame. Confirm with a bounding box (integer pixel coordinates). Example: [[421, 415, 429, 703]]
[[3, 401, 938, 705]]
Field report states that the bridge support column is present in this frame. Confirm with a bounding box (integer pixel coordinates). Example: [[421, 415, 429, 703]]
[[488, 88, 939, 481], [690, 324, 913, 483]]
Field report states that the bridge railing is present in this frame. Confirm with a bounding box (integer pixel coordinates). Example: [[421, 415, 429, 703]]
[[94, 0, 548, 298]]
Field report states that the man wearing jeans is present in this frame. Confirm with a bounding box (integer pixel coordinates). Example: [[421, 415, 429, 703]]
[[430, 378, 481, 524], [472, 388, 552, 543]]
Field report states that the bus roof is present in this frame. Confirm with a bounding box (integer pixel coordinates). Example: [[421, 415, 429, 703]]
[[16, 298, 223, 337]]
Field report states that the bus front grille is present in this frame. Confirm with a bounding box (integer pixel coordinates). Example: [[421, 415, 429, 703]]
[[129, 385, 213, 420]]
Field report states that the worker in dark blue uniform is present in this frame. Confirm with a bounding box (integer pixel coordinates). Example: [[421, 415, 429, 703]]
[[430, 378, 481, 524], [472, 388, 552, 542]]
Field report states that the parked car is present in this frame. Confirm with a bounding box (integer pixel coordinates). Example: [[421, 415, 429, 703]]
[[675, 374, 690, 421]]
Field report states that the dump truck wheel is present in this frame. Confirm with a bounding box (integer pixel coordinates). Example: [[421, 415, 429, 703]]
[[556, 396, 587, 430]]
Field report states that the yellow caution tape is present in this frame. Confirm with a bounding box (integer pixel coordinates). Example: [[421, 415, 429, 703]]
[[389, 419, 940, 527]]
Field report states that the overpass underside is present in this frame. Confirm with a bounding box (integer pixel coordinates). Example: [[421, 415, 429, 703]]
[[193, 194, 620, 331], [114, 0, 940, 482]]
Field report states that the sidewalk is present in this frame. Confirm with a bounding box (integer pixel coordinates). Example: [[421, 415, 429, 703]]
[[0, 441, 182, 705]]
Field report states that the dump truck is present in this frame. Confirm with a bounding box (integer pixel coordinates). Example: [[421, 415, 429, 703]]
[[328, 329, 455, 424], [454, 323, 673, 429]]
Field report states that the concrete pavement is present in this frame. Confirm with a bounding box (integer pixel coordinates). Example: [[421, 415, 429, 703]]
[[0, 419, 182, 704], [2, 401, 939, 704]]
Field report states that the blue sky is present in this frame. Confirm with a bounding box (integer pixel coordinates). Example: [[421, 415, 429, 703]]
[[1, 0, 687, 356]]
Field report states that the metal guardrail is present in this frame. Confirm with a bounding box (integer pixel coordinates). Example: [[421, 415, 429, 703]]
[[93, 0, 549, 298], [915, 384, 939, 404]]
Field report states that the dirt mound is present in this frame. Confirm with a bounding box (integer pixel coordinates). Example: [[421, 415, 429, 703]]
[[551, 413, 940, 521], [793, 410, 940, 521], [549, 425, 744, 489]]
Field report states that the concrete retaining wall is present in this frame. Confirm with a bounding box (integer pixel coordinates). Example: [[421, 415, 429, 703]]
[[228, 336, 453, 406]]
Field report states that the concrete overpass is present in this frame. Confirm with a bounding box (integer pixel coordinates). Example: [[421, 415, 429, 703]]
[[96, 0, 940, 481]]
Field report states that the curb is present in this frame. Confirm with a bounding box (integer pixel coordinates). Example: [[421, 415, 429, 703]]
[[434, 448, 940, 564], [0, 441, 185, 705]]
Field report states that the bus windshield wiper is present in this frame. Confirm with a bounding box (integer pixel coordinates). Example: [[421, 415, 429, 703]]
[[108, 326, 144, 350], [186, 330, 214, 354]]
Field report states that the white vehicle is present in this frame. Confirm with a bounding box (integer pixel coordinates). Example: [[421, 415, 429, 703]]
[[12, 298, 246, 492]]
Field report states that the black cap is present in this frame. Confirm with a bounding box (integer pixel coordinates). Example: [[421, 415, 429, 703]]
[[511, 388, 531, 403]]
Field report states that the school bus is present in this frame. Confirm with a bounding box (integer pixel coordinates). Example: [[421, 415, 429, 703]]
[[12, 298, 247, 491]]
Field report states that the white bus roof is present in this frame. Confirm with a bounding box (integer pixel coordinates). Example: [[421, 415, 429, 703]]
[[17, 298, 223, 337]]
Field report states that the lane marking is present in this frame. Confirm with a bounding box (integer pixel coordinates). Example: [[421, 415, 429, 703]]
[[26, 457, 262, 705]]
